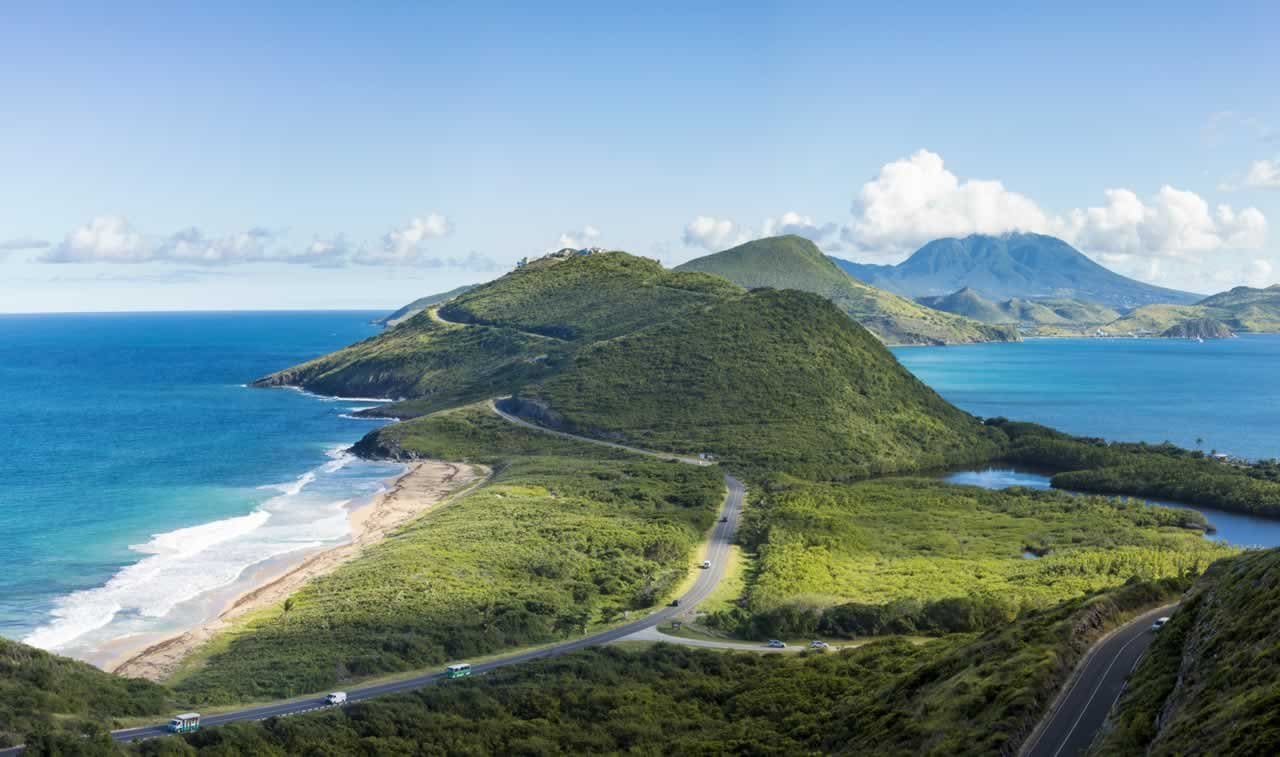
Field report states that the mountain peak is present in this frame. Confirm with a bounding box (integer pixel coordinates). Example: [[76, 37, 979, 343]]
[[831, 233, 1200, 309]]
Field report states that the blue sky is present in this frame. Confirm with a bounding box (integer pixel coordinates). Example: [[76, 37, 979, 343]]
[[2, 1, 1278, 311]]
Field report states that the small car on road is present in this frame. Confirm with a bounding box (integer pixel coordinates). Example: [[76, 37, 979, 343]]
[[767, 639, 787, 648], [1151, 616, 1171, 631], [326, 692, 347, 706], [809, 640, 830, 650], [700, 560, 711, 569]]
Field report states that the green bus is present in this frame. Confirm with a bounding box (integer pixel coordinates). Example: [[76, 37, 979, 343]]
[[446, 663, 472, 679], [167, 713, 200, 733]]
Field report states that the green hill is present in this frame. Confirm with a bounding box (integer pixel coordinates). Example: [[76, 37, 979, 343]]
[[833, 232, 1201, 308], [512, 288, 1004, 479], [0, 636, 171, 749], [1103, 285, 1280, 335], [917, 287, 1120, 331], [1160, 317, 1235, 339], [1100, 548, 1280, 755], [675, 235, 1017, 345], [373, 284, 476, 327], [254, 252, 741, 414]]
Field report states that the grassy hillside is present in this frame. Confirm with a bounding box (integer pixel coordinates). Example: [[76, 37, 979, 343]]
[[518, 288, 1006, 479], [1100, 548, 1280, 755], [253, 252, 741, 412], [129, 579, 1188, 757], [1104, 285, 1280, 335], [372, 284, 476, 327], [173, 406, 724, 703], [441, 252, 740, 342], [834, 232, 1200, 308], [0, 637, 171, 749], [676, 235, 1017, 345], [917, 287, 1120, 333], [715, 478, 1229, 638]]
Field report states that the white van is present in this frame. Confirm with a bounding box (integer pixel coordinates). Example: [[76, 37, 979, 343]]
[[700, 560, 711, 569], [326, 691, 348, 706]]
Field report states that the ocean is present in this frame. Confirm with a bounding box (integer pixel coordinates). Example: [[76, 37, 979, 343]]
[[893, 335, 1280, 462], [0, 311, 403, 664]]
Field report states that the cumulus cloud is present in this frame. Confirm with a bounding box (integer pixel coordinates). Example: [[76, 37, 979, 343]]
[[761, 212, 839, 244], [682, 216, 755, 251], [841, 149, 1050, 258], [354, 213, 453, 266], [1244, 159, 1280, 189], [555, 225, 602, 250], [36, 213, 463, 268]]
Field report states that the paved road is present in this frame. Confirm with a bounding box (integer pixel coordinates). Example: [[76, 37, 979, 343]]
[[1020, 603, 1177, 757], [7, 410, 742, 754]]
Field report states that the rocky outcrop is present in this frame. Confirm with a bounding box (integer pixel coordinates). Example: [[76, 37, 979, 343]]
[[1159, 317, 1234, 339]]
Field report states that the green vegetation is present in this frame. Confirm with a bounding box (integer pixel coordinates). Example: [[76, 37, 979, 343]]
[[916, 287, 1120, 334], [1159, 316, 1235, 339], [522, 288, 1006, 479], [832, 232, 1200, 309], [0, 636, 171, 749], [126, 579, 1187, 757], [440, 251, 740, 342], [707, 478, 1231, 638], [992, 419, 1280, 517], [1105, 284, 1280, 335], [1100, 548, 1280, 756], [172, 406, 724, 704], [254, 252, 740, 415], [372, 284, 476, 327], [676, 235, 1017, 344]]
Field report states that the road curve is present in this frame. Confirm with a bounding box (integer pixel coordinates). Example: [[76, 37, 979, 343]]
[[73, 406, 744, 751], [1020, 603, 1178, 757]]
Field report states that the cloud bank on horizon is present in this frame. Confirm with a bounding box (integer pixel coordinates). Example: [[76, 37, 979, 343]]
[[682, 149, 1273, 289]]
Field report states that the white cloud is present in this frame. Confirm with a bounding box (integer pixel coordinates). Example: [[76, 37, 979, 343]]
[[354, 213, 453, 265], [761, 212, 839, 244], [841, 149, 1050, 258], [41, 216, 151, 263], [555, 225, 602, 250], [1244, 258, 1274, 286], [1059, 186, 1267, 259], [1244, 159, 1280, 189], [681, 216, 755, 252]]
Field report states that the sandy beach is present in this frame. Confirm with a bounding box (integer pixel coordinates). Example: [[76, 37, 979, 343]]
[[109, 459, 486, 682]]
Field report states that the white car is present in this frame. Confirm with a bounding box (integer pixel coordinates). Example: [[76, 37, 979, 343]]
[[326, 691, 348, 706], [809, 640, 830, 650], [767, 639, 787, 649], [700, 560, 711, 569], [1150, 616, 1171, 632]]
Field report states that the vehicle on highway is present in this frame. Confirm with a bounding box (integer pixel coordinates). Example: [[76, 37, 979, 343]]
[[326, 691, 347, 706], [670, 598, 681, 606], [767, 639, 787, 648], [446, 663, 472, 679], [167, 713, 200, 734], [700, 559, 711, 569], [1151, 616, 1171, 631], [809, 640, 830, 650], [719, 516, 728, 523]]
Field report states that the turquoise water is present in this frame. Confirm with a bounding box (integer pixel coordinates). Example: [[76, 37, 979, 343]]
[[893, 336, 1280, 462], [943, 467, 1280, 549], [0, 312, 402, 663]]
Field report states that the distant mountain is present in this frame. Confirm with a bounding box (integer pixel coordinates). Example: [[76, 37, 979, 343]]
[[832, 233, 1201, 309], [675, 235, 1017, 345], [1160, 318, 1235, 340], [918, 287, 1120, 328], [1105, 284, 1280, 335], [373, 284, 477, 327]]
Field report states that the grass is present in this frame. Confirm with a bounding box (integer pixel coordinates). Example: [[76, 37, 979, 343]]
[[169, 407, 725, 705], [1099, 548, 1280, 756], [126, 579, 1188, 757], [526, 288, 1007, 480], [714, 477, 1234, 638], [675, 234, 1017, 345]]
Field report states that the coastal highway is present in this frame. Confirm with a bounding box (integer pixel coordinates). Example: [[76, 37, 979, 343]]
[[1020, 603, 1178, 757], [27, 408, 744, 752]]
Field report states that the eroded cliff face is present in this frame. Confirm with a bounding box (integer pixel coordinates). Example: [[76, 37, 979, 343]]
[[1159, 317, 1235, 340]]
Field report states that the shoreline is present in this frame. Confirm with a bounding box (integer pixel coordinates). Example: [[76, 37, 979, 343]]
[[108, 459, 486, 682]]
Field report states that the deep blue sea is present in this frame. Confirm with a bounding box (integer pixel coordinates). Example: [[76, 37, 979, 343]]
[[0, 312, 402, 664], [893, 336, 1280, 462]]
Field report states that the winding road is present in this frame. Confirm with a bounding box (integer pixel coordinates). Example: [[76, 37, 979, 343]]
[[6, 405, 745, 753], [1020, 603, 1178, 757]]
